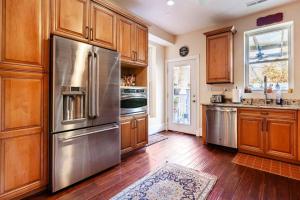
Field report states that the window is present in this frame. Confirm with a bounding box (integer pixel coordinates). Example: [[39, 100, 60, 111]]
[[245, 22, 293, 91]]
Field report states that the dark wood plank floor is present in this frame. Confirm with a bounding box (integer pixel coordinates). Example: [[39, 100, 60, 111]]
[[29, 132, 300, 200]]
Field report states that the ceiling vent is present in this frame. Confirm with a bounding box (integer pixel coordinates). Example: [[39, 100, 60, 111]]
[[246, 0, 267, 7]]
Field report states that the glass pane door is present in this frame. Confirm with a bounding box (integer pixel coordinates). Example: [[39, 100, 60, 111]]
[[172, 65, 191, 125]]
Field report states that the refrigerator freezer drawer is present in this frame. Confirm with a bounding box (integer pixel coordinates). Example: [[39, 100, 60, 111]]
[[51, 124, 120, 192]]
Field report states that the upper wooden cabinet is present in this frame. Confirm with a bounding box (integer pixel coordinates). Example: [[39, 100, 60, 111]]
[[52, 0, 89, 41], [204, 26, 236, 84], [0, 0, 48, 72], [117, 17, 135, 62], [238, 109, 298, 162], [90, 1, 117, 50], [51, 0, 148, 57], [135, 25, 148, 66], [117, 17, 148, 66]]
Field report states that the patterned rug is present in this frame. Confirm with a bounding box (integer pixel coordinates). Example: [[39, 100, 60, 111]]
[[111, 163, 217, 200], [232, 153, 300, 181], [146, 133, 168, 147]]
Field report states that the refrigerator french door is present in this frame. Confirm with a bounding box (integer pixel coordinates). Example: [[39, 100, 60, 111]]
[[51, 36, 120, 192]]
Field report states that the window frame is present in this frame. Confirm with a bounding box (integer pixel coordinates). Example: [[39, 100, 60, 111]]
[[244, 22, 294, 91]]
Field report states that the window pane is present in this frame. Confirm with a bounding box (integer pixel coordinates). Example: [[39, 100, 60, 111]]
[[173, 65, 190, 125], [248, 28, 289, 63], [249, 60, 289, 90]]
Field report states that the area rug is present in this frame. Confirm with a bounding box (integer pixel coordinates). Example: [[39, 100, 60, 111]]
[[146, 133, 168, 147], [232, 153, 300, 181], [110, 163, 217, 200]]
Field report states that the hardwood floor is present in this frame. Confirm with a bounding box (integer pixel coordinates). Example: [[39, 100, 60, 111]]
[[29, 132, 300, 200]]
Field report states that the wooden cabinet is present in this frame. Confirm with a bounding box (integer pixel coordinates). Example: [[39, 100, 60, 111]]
[[117, 17, 148, 66], [117, 17, 135, 62], [121, 120, 134, 153], [265, 119, 297, 160], [52, 0, 89, 41], [0, 0, 48, 72], [135, 24, 148, 66], [90, 1, 117, 49], [0, 71, 47, 199], [51, 0, 148, 62], [0, 0, 49, 198], [121, 114, 148, 154], [238, 115, 264, 154], [204, 26, 235, 84], [238, 109, 298, 162]]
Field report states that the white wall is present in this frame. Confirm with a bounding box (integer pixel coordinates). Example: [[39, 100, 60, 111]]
[[165, 1, 300, 134], [149, 41, 166, 135]]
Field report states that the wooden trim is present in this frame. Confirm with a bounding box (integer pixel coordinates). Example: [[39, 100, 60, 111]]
[[298, 111, 300, 161], [204, 25, 236, 36], [202, 105, 206, 144], [92, 0, 150, 27]]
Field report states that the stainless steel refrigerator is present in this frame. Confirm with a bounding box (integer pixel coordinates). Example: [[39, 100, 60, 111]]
[[50, 36, 120, 192]]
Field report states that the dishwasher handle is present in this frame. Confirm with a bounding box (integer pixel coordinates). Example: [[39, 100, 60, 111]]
[[206, 106, 237, 112]]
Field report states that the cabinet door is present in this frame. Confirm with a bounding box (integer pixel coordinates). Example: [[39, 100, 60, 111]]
[[135, 25, 148, 66], [90, 2, 117, 50], [121, 120, 134, 154], [0, 0, 47, 71], [238, 115, 264, 154], [265, 119, 297, 160], [0, 71, 46, 199], [117, 17, 135, 63], [135, 116, 148, 148], [52, 0, 89, 41], [206, 32, 233, 83]]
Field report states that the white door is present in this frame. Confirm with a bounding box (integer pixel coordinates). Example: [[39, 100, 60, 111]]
[[167, 59, 197, 134]]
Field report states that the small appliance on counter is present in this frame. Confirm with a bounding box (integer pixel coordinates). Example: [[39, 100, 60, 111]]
[[232, 87, 242, 104], [121, 86, 147, 115], [210, 94, 225, 103]]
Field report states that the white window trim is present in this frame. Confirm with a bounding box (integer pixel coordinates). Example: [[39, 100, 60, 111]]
[[148, 44, 157, 118], [244, 21, 294, 92]]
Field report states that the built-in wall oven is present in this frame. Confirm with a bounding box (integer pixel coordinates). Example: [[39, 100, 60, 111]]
[[121, 87, 147, 115]]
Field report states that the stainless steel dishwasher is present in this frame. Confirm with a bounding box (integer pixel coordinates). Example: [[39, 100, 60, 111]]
[[206, 106, 237, 148]]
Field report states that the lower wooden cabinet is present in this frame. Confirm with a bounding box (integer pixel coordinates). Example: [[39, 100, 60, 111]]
[[265, 119, 297, 160], [0, 71, 48, 199], [238, 115, 264, 154], [121, 114, 148, 154], [238, 109, 298, 162]]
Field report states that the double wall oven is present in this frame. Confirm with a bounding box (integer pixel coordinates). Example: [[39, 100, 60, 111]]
[[121, 86, 147, 115], [50, 36, 120, 192]]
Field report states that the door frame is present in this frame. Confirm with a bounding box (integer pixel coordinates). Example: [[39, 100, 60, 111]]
[[165, 55, 200, 136]]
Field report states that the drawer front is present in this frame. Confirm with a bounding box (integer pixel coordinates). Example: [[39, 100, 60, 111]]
[[238, 108, 297, 120]]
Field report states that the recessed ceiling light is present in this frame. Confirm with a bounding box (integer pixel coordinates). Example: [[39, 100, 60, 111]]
[[167, 0, 175, 6]]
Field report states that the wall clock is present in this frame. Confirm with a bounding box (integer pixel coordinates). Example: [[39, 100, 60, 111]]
[[179, 46, 189, 57]]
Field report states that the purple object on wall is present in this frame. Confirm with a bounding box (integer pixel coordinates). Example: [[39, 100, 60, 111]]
[[257, 13, 283, 26]]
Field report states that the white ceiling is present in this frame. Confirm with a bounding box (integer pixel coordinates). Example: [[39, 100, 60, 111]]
[[110, 0, 297, 35]]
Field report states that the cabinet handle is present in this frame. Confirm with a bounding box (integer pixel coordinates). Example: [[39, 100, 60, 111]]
[[132, 51, 135, 60], [135, 51, 138, 61], [90, 28, 93, 41], [261, 112, 269, 115], [85, 26, 89, 39]]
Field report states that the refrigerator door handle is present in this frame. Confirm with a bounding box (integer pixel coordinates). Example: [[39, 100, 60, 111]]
[[88, 51, 96, 118], [94, 52, 100, 117], [58, 124, 119, 142]]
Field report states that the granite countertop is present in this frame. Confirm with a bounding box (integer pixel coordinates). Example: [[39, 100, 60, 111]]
[[201, 103, 300, 110]]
